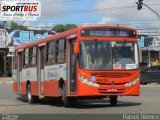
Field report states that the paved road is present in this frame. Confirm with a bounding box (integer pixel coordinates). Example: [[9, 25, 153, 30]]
[[0, 83, 160, 114]]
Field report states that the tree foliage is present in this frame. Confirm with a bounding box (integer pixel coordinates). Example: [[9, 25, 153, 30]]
[[11, 21, 28, 30], [52, 24, 77, 33]]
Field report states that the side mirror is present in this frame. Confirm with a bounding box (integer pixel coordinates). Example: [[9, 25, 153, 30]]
[[74, 41, 79, 55]]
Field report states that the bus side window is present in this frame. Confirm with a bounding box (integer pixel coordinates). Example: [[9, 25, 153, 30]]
[[57, 38, 66, 63], [24, 48, 30, 68], [30, 46, 37, 67], [46, 41, 56, 65]]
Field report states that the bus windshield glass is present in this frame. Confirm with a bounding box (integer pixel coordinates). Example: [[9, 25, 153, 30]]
[[80, 40, 112, 70], [79, 40, 138, 70]]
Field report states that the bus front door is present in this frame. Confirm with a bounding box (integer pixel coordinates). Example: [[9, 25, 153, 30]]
[[17, 52, 22, 94], [38, 46, 45, 96], [67, 38, 77, 94]]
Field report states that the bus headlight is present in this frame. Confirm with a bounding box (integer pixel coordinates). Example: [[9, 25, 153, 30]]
[[78, 75, 99, 87], [125, 77, 140, 87]]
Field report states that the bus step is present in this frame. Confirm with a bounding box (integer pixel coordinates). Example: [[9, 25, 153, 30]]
[[39, 95, 44, 99]]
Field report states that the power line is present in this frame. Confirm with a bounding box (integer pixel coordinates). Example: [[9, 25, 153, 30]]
[[23, 22, 159, 25], [41, 3, 160, 15], [41, 0, 82, 4], [21, 20, 160, 26], [22, 20, 160, 26], [23, 24, 160, 28], [41, 6, 136, 15]]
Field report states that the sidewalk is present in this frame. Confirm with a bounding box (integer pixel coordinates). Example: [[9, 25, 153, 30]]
[[0, 77, 13, 83]]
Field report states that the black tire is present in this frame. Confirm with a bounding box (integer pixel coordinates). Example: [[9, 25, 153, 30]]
[[141, 82, 147, 85], [27, 84, 37, 104], [109, 96, 118, 106], [69, 98, 78, 106], [61, 84, 70, 107]]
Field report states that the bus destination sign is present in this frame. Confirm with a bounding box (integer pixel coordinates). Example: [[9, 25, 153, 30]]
[[81, 28, 136, 38]]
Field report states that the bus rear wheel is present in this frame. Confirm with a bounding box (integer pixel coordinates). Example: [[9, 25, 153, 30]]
[[109, 96, 118, 106]]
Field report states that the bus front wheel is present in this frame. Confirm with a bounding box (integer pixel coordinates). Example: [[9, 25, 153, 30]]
[[27, 84, 37, 104], [61, 84, 70, 107], [109, 96, 118, 106]]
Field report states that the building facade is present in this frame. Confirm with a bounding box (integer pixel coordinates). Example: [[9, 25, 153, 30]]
[[138, 35, 160, 71], [0, 29, 55, 77]]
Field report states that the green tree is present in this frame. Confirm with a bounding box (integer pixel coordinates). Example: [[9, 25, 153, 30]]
[[52, 24, 77, 32], [52, 24, 65, 32], [65, 24, 77, 31], [11, 21, 28, 30]]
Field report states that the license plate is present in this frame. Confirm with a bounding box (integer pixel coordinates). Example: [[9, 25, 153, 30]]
[[107, 88, 117, 92]]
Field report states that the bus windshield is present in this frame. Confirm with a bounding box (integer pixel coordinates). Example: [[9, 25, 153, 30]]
[[79, 40, 138, 70]]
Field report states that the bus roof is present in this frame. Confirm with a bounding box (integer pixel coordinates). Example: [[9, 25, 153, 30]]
[[15, 25, 137, 50]]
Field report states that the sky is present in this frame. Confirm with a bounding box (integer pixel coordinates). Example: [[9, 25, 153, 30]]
[[21, 0, 160, 35]]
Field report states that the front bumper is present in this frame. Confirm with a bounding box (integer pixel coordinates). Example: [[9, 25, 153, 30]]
[[77, 81, 140, 97]]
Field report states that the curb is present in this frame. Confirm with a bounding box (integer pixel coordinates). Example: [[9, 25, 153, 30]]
[[0, 81, 13, 84]]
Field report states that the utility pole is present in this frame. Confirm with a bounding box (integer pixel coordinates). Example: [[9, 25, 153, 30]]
[[143, 4, 160, 36], [136, 0, 160, 66], [136, 0, 160, 35]]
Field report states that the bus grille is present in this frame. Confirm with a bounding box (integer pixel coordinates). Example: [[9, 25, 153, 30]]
[[92, 73, 132, 78], [95, 79, 127, 85]]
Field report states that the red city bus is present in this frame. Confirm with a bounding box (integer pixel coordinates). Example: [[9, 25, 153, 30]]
[[12, 26, 140, 107]]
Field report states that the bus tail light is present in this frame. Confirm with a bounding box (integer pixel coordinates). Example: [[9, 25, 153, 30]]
[[125, 77, 140, 87]]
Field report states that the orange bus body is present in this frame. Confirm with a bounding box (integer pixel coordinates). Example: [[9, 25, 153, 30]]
[[12, 26, 140, 105]]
